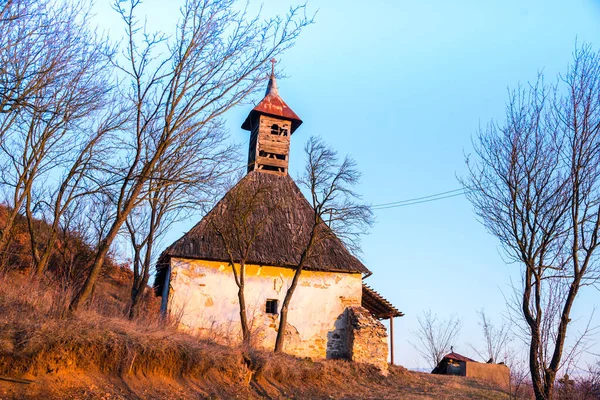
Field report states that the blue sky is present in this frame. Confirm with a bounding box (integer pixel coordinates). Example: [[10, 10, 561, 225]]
[[94, 0, 600, 369]]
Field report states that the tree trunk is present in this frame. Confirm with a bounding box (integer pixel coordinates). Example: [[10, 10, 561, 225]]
[[234, 261, 249, 345], [70, 168, 150, 312], [529, 332, 545, 400], [24, 193, 41, 271], [128, 253, 152, 319], [69, 239, 111, 311], [542, 370, 555, 400], [273, 275, 297, 353], [128, 285, 143, 319], [238, 284, 249, 345], [128, 210, 156, 319], [34, 232, 57, 277], [274, 223, 317, 353]]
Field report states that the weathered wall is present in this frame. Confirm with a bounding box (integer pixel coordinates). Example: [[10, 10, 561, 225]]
[[346, 306, 389, 374], [166, 258, 362, 359], [466, 362, 510, 387], [249, 115, 292, 173]]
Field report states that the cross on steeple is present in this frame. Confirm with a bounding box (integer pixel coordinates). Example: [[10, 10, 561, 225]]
[[270, 58, 276, 75]]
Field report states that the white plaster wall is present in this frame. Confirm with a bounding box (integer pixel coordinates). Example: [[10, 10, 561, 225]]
[[166, 257, 362, 358]]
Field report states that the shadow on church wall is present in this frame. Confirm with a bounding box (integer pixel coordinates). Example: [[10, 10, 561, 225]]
[[326, 309, 350, 360]]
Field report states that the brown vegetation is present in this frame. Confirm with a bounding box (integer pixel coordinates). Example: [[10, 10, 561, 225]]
[[0, 273, 511, 400], [0, 204, 114, 288], [0, 147, 509, 400], [0, 204, 518, 399]]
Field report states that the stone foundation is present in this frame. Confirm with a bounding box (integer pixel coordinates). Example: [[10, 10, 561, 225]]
[[346, 306, 389, 374], [322, 306, 390, 374], [326, 310, 351, 359]]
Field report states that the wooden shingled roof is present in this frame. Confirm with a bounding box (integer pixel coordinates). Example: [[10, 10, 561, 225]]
[[361, 284, 404, 319], [154, 171, 370, 295]]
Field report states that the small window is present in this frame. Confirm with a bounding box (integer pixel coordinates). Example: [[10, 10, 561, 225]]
[[266, 299, 278, 314], [261, 165, 284, 173], [259, 150, 286, 160], [270, 124, 289, 137]]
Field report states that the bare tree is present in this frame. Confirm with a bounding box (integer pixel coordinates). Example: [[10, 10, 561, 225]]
[[125, 122, 234, 319], [274, 136, 373, 353], [0, 0, 59, 115], [468, 309, 512, 364], [24, 105, 127, 279], [410, 309, 462, 369], [69, 0, 312, 311], [462, 44, 600, 399], [207, 175, 279, 345], [0, 0, 113, 268]]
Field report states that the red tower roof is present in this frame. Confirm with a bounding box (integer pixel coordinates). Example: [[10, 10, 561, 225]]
[[241, 70, 302, 133]]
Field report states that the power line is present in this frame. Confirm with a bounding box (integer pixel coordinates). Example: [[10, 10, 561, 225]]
[[371, 188, 465, 208], [233, 162, 468, 210], [372, 189, 468, 210]]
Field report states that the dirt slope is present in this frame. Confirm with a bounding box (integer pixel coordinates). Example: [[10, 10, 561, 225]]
[[0, 253, 508, 399], [0, 365, 508, 400]]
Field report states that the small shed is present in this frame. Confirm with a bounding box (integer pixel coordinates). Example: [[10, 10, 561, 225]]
[[432, 352, 510, 387]]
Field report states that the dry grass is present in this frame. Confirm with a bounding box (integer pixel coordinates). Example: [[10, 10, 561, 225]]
[[0, 271, 236, 378], [0, 272, 511, 399]]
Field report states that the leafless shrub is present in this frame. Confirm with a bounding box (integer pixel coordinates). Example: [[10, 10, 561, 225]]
[[410, 309, 462, 369], [578, 360, 600, 399], [468, 309, 512, 364]]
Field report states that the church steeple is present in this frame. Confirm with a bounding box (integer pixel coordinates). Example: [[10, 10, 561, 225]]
[[265, 61, 279, 96], [241, 60, 302, 175]]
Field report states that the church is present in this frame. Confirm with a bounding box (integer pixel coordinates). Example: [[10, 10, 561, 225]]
[[153, 66, 402, 372]]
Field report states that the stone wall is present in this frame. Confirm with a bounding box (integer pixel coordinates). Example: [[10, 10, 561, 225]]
[[326, 309, 350, 360], [166, 258, 391, 372], [346, 306, 389, 374], [166, 258, 362, 359]]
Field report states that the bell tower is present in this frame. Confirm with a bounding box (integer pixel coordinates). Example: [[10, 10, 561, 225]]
[[241, 60, 302, 175]]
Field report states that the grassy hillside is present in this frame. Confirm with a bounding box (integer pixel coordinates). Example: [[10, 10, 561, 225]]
[[0, 273, 510, 400], [0, 206, 511, 399]]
